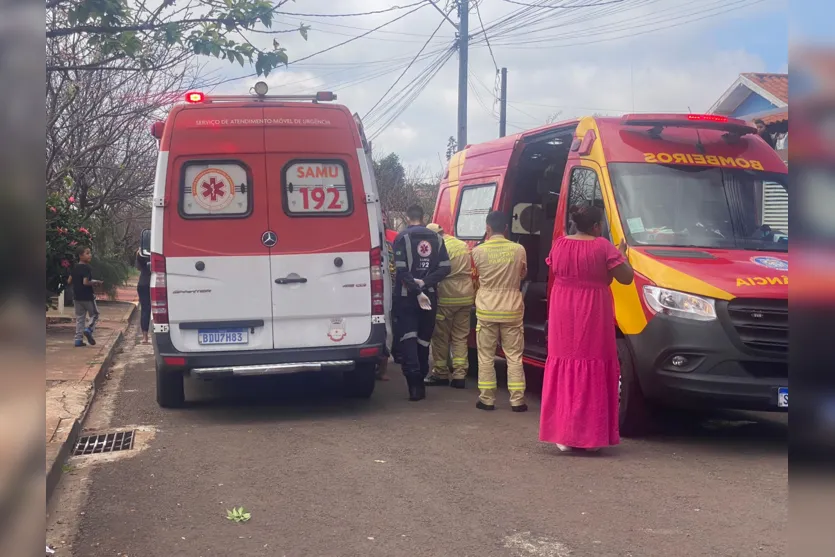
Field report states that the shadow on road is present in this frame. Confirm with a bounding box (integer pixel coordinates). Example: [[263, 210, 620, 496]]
[[646, 408, 788, 455], [177, 372, 388, 424]]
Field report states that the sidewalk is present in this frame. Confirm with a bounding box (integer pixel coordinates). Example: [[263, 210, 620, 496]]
[[45, 286, 138, 502]]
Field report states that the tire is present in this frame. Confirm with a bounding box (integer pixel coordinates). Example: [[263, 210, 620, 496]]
[[617, 338, 652, 437], [156, 366, 185, 408], [343, 363, 376, 399]]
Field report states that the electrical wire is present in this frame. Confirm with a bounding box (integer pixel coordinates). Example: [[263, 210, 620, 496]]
[[209, 1, 430, 89], [501, 0, 626, 7], [365, 47, 457, 141], [364, 13, 451, 119], [277, 2, 429, 18], [485, 0, 766, 49], [473, 0, 499, 73]]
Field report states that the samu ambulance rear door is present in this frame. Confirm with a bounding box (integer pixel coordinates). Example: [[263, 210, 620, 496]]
[[164, 108, 274, 353], [263, 107, 372, 350]]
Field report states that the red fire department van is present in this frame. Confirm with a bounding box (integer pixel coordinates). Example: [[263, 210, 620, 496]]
[[432, 113, 789, 434], [142, 84, 388, 408]]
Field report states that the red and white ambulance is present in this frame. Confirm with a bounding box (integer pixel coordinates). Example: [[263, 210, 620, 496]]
[[142, 84, 387, 407]]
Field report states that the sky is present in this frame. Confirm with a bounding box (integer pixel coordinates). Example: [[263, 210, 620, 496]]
[[206, 0, 790, 170]]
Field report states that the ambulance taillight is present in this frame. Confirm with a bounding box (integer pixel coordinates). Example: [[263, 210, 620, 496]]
[[185, 91, 205, 103], [369, 247, 384, 316], [150, 253, 169, 324]]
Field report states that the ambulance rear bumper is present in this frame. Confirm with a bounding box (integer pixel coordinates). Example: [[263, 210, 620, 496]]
[[153, 323, 386, 375]]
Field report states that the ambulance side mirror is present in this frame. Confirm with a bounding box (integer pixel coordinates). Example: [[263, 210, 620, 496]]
[[140, 229, 151, 257]]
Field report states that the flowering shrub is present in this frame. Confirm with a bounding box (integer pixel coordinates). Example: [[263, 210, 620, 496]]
[[46, 193, 92, 307]]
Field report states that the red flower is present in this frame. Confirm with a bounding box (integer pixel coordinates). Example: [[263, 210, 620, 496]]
[[69, 240, 77, 247], [61, 259, 71, 268], [49, 206, 57, 213], [57, 227, 66, 235], [68, 196, 75, 203], [78, 227, 90, 235]]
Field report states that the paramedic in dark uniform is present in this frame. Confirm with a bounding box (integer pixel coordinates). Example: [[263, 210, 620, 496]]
[[393, 204, 451, 401]]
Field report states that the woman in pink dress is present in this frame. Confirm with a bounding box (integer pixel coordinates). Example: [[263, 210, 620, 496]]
[[540, 205, 634, 452]]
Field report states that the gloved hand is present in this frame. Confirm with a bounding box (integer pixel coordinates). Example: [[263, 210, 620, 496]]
[[417, 292, 432, 311]]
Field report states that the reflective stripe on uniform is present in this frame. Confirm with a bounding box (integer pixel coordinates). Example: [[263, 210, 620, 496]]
[[436, 313, 446, 321], [478, 382, 497, 389], [400, 331, 417, 341], [395, 261, 408, 268], [476, 308, 523, 320], [403, 233, 413, 268], [507, 382, 526, 391], [417, 338, 430, 347], [452, 358, 467, 363], [439, 260, 451, 267], [439, 296, 474, 306]]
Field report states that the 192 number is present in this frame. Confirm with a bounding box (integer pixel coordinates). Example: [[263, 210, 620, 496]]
[[300, 187, 342, 211]]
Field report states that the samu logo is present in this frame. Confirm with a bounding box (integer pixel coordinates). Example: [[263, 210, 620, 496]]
[[750, 256, 788, 272]]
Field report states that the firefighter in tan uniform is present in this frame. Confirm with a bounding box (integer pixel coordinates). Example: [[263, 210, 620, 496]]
[[424, 223, 474, 389], [471, 211, 528, 412]]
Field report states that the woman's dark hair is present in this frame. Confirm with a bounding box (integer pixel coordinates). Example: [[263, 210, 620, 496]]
[[569, 205, 603, 235]]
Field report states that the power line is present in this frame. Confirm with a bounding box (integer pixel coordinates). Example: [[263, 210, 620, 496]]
[[484, 0, 765, 48], [210, 1, 430, 89], [366, 47, 457, 141], [364, 15, 452, 119], [474, 0, 499, 73], [277, 2, 429, 18], [501, 0, 626, 7]]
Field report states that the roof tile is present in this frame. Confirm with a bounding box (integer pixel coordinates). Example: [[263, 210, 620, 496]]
[[742, 73, 788, 104]]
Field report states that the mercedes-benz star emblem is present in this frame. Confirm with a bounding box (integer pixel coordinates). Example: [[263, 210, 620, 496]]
[[261, 231, 277, 247]]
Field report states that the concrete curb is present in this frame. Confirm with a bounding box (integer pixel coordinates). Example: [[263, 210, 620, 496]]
[[45, 302, 137, 504]]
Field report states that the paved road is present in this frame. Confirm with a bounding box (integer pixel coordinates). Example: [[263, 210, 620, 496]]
[[47, 323, 787, 557]]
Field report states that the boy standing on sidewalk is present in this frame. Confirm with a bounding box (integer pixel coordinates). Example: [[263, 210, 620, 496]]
[[69, 246, 102, 347]]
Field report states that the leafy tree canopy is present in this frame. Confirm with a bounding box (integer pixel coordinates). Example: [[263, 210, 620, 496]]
[[46, 0, 309, 74]]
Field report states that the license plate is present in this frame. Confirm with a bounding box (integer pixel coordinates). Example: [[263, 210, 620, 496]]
[[198, 329, 248, 345], [778, 387, 788, 408]]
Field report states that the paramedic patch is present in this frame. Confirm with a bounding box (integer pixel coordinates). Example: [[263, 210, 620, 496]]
[[417, 240, 433, 257], [750, 256, 788, 272], [191, 168, 235, 211]]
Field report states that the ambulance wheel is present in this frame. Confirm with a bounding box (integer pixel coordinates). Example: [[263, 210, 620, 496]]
[[343, 364, 376, 399], [467, 348, 479, 378], [617, 338, 652, 437], [156, 367, 185, 408]]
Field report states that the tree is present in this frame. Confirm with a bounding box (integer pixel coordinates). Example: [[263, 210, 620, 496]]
[[45, 191, 93, 307], [445, 136, 457, 161], [373, 153, 440, 229], [46, 0, 309, 74]]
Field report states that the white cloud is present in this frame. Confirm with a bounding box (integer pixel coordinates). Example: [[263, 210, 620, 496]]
[[199, 0, 785, 168]]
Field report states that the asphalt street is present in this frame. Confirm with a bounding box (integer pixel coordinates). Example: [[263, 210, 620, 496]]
[[47, 321, 787, 557]]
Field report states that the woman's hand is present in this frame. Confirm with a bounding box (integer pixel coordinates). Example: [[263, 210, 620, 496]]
[[618, 238, 628, 257]]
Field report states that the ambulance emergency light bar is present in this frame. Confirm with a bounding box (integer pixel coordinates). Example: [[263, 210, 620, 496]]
[[184, 82, 336, 104], [621, 113, 757, 136]]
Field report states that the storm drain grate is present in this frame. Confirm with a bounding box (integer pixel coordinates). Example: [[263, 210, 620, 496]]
[[73, 430, 135, 456]]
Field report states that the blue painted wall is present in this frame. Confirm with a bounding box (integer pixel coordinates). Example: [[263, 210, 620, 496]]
[[731, 92, 778, 117]]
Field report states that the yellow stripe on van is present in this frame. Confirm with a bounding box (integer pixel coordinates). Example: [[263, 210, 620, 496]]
[[629, 250, 734, 301]]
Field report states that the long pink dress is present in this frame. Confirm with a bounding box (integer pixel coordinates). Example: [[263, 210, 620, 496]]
[[539, 236, 625, 449]]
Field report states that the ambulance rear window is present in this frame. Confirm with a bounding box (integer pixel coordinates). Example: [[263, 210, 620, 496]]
[[282, 160, 353, 217], [180, 161, 252, 218]]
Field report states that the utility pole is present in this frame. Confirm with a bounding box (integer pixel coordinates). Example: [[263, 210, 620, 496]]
[[499, 67, 507, 138], [457, 0, 469, 150]]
